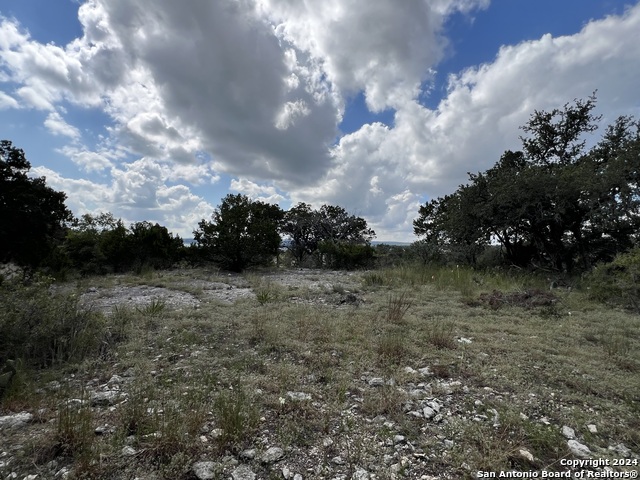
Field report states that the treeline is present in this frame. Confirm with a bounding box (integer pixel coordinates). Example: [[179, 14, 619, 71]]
[[0, 141, 376, 275], [414, 95, 640, 274]]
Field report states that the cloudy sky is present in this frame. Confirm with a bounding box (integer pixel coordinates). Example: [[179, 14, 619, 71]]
[[1, 1, 639, 242]]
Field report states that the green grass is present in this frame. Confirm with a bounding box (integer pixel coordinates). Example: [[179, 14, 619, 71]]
[[1, 263, 639, 479]]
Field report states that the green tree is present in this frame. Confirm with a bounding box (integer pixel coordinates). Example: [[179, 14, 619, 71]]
[[130, 221, 184, 269], [0, 140, 72, 268], [194, 194, 283, 272], [414, 96, 640, 272], [282, 203, 376, 268]]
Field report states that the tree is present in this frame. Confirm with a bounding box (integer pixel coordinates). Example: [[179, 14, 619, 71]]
[[194, 194, 283, 272], [282, 203, 376, 268], [414, 96, 640, 272], [0, 140, 72, 267], [130, 221, 184, 269], [281, 203, 321, 264]]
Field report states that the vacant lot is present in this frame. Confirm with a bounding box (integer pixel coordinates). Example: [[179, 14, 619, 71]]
[[1, 266, 639, 479]]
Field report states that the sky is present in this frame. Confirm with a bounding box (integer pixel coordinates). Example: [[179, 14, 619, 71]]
[[1, 0, 639, 242]]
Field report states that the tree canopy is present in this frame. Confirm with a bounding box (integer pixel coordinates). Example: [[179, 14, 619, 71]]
[[414, 96, 640, 272], [194, 194, 283, 272], [0, 140, 72, 268]]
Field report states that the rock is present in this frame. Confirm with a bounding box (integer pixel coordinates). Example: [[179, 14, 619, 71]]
[[282, 466, 292, 479], [193, 461, 218, 480], [353, 468, 370, 480], [393, 435, 406, 444], [287, 391, 312, 401], [561, 426, 576, 440], [519, 449, 535, 463], [587, 424, 597, 434], [231, 465, 256, 480], [210, 428, 223, 439], [332, 456, 345, 465], [90, 390, 120, 406], [608, 443, 632, 458], [107, 375, 123, 385], [403, 367, 417, 375], [262, 447, 284, 464], [293, 475, 302, 480], [423, 407, 435, 419], [0, 412, 33, 430], [457, 337, 472, 344], [322, 437, 334, 447], [425, 400, 441, 413], [121, 446, 137, 456], [368, 378, 385, 387], [240, 449, 256, 460], [567, 440, 591, 458], [418, 367, 432, 376]]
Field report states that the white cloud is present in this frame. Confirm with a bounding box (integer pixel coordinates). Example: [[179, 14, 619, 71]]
[[4, 1, 640, 242], [0, 91, 19, 109], [44, 112, 81, 139], [230, 178, 287, 204]]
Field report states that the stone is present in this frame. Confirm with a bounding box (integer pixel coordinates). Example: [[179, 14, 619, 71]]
[[193, 461, 218, 480], [567, 440, 591, 458], [425, 400, 441, 413], [332, 456, 345, 465], [293, 475, 302, 480], [282, 466, 292, 479], [368, 378, 385, 387], [231, 464, 256, 480], [561, 426, 576, 440], [418, 367, 432, 376], [393, 435, 406, 444], [0, 412, 33, 430], [423, 407, 435, 419], [240, 449, 256, 460], [121, 446, 137, 456], [403, 367, 417, 375], [90, 390, 120, 406], [457, 337, 472, 344], [262, 447, 284, 464], [353, 468, 370, 480], [519, 449, 535, 463], [587, 424, 597, 434], [608, 443, 632, 458], [287, 391, 312, 401]]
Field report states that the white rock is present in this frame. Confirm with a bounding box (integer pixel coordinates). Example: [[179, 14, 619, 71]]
[[0, 412, 33, 430], [393, 435, 406, 444], [567, 440, 591, 458], [587, 424, 597, 434], [90, 390, 119, 406], [262, 447, 284, 464], [353, 468, 370, 480], [282, 466, 291, 479], [403, 367, 417, 375], [561, 426, 576, 440], [423, 407, 435, 419], [418, 367, 432, 376], [457, 337, 472, 344], [193, 461, 218, 480], [231, 464, 256, 480], [121, 446, 137, 456], [519, 449, 535, 462], [287, 391, 311, 401], [293, 475, 303, 480], [368, 378, 385, 387]]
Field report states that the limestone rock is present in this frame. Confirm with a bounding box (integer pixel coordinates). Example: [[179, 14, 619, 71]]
[[561, 426, 576, 440], [262, 446, 284, 464], [193, 461, 218, 480], [231, 465, 256, 480], [567, 440, 591, 458], [0, 412, 33, 430]]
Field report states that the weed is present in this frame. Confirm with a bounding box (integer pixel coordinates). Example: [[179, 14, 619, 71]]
[[377, 330, 407, 364], [137, 298, 166, 317], [362, 271, 385, 287], [213, 387, 260, 450], [385, 291, 412, 324], [425, 319, 457, 349]]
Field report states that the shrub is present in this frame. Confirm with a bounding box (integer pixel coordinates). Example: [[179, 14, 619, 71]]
[[0, 275, 112, 367], [586, 247, 640, 312]]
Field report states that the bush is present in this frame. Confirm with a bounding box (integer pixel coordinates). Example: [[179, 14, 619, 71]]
[[586, 247, 640, 312], [317, 241, 374, 270], [0, 275, 112, 367]]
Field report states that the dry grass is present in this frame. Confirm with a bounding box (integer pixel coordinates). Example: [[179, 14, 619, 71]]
[[1, 265, 639, 478]]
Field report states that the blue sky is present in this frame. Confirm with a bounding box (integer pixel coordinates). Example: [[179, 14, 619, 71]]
[[1, 1, 639, 241]]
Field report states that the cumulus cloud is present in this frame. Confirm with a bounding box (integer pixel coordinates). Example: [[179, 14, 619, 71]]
[[3, 1, 640, 242], [44, 112, 81, 139]]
